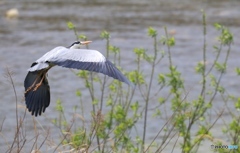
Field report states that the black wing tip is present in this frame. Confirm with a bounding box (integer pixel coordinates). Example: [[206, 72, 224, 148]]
[[26, 90, 50, 117], [26, 92, 49, 117], [125, 80, 135, 88], [118, 74, 134, 87], [121, 78, 135, 88], [105, 60, 135, 87], [27, 107, 43, 117]]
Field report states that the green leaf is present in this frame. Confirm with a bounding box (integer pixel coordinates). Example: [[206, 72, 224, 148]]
[[130, 101, 139, 112], [215, 62, 226, 73], [100, 30, 110, 39], [133, 48, 145, 57], [167, 37, 175, 46], [128, 71, 145, 85], [217, 86, 225, 93], [56, 99, 63, 112], [158, 74, 166, 85], [214, 23, 222, 30], [215, 23, 233, 45], [235, 98, 240, 110], [148, 27, 157, 37], [76, 89, 82, 97], [235, 67, 240, 75], [77, 70, 89, 78], [106, 97, 113, 106], [109, 82, 117, 92], [78, 34, 87, 40], [160, 36, 167, 45], [92, 99, 98, 105], [67, 21, 75, 30], [152, 109, 161, 117], [109, 45, 120, 54], [158, 97, 166, 104], [195, 62, 204, 74], [159, 35, 175, 46]]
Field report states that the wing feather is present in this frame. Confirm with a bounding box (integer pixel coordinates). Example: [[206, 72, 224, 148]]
[[37, 47, 106, 63], [34, 47, 132, 86], [52, 59, 131, 85], [24, 71, 50, 116]]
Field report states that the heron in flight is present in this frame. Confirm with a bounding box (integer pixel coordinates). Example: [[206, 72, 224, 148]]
[[24, 41, 131, 116]]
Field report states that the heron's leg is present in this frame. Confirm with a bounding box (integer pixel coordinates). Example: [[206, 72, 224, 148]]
[[25, 74, 42, 94], [25, 68, 50, 93], [33, 74, 45, 91]]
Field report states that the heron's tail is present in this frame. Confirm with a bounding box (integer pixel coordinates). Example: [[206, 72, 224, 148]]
[[24, 70, 50, 116]]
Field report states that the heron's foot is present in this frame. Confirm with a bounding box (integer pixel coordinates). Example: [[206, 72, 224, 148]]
[[25, 87, 32, 94], [33, 82, 42, 91]]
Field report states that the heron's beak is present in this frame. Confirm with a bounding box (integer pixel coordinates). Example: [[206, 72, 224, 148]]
[[80, 41, 92, 45]]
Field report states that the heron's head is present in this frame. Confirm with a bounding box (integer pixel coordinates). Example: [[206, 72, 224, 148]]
[[69, 41, 92, 49]]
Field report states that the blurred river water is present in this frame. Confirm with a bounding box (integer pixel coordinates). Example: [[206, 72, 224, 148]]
[[0, 0, 240, 152]]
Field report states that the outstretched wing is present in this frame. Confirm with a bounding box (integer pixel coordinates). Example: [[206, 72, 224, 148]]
[[48, 48, 132, 86], [24, 70, 50, 116]]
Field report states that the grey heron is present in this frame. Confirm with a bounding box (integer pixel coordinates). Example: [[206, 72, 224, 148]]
[[24, 41, 131, 116]]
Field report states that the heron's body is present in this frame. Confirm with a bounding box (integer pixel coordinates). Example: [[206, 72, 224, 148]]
[[24, 41, 131, 116]]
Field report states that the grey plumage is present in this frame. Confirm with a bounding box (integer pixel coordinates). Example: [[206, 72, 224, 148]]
[[24, 42, 132, 116]]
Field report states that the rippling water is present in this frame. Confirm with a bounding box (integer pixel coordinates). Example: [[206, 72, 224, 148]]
[[0, 0, 240, 152]]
